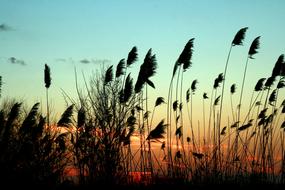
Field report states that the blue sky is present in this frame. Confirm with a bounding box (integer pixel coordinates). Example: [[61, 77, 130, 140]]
[[0, 0, 284, 121]]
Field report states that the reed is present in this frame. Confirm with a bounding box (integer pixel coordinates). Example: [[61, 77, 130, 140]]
[[1, 28, 285, 188], [44, 64, 51, 126]]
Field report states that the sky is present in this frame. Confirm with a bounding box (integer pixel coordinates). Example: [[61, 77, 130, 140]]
[[0, 0, 284, 124]]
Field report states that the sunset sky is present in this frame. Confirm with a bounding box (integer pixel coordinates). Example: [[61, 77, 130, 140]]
[[1, 0, 284, 125]]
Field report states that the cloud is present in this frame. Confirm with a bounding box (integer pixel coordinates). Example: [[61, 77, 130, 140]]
[[0, 24, 13, 31], [80, 59, 91, 64], [79, 58, 111, 64], [91, 59, 111, 64], [8, 57, 26, 66], [56, 58, 111, 65]]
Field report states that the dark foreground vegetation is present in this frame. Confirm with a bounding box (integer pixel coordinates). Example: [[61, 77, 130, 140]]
[[0, 28, 285, 189]]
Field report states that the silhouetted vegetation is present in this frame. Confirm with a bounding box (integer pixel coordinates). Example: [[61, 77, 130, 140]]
[[0, 28, 285, 189]]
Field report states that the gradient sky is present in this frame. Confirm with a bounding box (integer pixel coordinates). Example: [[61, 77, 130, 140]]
[[0, 0, 284, 123]]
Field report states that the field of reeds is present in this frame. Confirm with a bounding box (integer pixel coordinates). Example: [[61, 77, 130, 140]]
[[0, 28, 285, 189]]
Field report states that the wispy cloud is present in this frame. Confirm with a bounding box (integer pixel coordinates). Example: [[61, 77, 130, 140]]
[[8, 57, 26, 66], [80, 59, 91, 64], [0, 24, 13, 31], [55, 58, 111, 65], [79, 58, 111, 64]]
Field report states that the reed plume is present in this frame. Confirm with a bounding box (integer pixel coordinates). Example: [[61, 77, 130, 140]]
[[255, 78, 266, 91], [230, 84, 236, 94], [1, 102, 22, 143], [116, 59, 125, 78], [238, 121, 252, 131], [44, 64, 51, 126], [6, 102, 22, 128], [175, 126, 183, 139], [214, 73, 224, 89], [20, 102, 40, 134], [269, 89, 277, 106], [57, 104, 74, 128], [277, 79, 285, 89], [248, 36, 261, 59], [232, 27, 248, 46], [155, 97, 165, 107], [135, 49, 157, 93], [122, 47, 137, 96], [104, 65, 113, 85], [173, 100, 178, 111], [214, 95, 221, 106], [146, 119, 167, 140], [272, 54, 284, 77], [176, 38, 194, 70], [221, 126, 227, 135], [264, 76, 275, 89], [191, 79, 198, 93], [145, 104, 157, 138], [230, 84, 237, 122], [127, 46, 138, 67], [186, 89, 190, 103], [32, 115, 45, 139], [44, 64, 51, 88], [182, 39, 195, 71], [258, 108, 268, 119], [120, 73, 133, 103]]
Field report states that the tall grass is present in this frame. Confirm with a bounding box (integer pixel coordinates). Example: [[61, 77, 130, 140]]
[[0, 29, 284, 188]]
